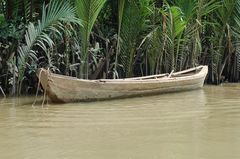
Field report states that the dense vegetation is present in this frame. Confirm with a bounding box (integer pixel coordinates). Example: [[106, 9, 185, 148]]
[[0, 0, 240, 96]]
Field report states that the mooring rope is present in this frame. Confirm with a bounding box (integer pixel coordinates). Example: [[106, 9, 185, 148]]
[[0, 86, 6, 98], [43, 68, 51, 107], [32, 68, 50, 108], [32, 69, 43, 107], [41, 68, 51, 108], [42, 85, 47, 108]]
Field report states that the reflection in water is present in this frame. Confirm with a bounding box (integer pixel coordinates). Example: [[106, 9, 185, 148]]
[[0, 84, 240, 159]]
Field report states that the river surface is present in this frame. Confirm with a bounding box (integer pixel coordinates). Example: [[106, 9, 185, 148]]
[[0, 84, 240, 159]]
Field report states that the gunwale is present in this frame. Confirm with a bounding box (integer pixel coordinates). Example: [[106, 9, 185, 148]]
[[37, 65, 208, 102]]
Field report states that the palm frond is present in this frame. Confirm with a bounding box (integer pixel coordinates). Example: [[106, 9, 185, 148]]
[[142, 26, 163, 74], [113, 0, 125, 79], [118, 0, 149, 77], [75, 0, 107, 78], [173, 0, 196, 22], [17, 0, 80, 84], [23, 0, 31, 22]]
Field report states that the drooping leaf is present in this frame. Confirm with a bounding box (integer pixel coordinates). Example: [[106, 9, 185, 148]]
[[75, 0, 107, 78], [17, 0, 81, 92]]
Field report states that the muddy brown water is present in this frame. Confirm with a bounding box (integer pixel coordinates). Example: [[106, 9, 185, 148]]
[[0, 84, 240, 159]]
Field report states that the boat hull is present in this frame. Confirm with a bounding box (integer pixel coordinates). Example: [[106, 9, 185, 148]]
[[37, 66, 208, 103]]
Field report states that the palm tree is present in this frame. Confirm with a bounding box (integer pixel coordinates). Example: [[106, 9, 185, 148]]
[[207, 0, 240, 83], [75, 0, 107, 79], [17, 0, 80, 94], [114, 0, 151, 78]]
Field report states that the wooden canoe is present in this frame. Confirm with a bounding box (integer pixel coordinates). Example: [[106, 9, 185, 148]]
[[37, 65, 208, 103]]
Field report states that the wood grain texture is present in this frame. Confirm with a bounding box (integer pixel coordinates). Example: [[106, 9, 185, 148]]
[[37, 66, 208, 103]]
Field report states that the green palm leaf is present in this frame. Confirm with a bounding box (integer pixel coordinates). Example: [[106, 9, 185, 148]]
[[113, 0, 125, 79], [116, 0, 150, 77], [75, 0, 107, 78], [17, 0, 80, 93]]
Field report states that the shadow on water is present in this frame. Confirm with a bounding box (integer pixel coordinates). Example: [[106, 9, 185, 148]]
[[1, 89, 207, 108]]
